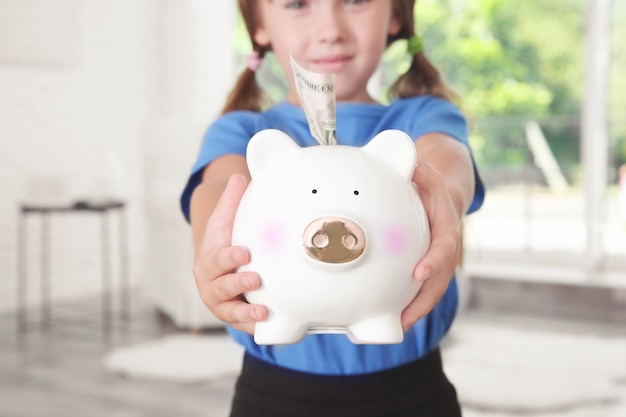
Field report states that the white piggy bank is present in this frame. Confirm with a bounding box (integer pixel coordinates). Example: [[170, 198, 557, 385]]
[[231, 129, 430, 345]]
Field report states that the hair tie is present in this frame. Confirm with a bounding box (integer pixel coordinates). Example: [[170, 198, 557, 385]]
[[245, 51, 262, 72], [407, 35, 425, 56]]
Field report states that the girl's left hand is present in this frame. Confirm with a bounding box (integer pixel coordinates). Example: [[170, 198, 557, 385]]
[[400, 160, 463, 331]]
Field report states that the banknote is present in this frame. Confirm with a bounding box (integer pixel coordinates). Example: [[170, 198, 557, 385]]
[[290, 55, 337, 146]]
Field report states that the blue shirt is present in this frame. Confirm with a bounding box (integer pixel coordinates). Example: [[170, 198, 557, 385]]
[[181, 96, 484, 375]]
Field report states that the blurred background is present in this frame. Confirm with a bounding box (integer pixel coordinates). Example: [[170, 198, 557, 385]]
[[0, 1, 625, 416]]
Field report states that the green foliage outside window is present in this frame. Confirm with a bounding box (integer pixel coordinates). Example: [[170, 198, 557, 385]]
[[232, 0, 626, 188]]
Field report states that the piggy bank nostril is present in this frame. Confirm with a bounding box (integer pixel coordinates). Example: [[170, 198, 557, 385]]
[[312, 232, 329, 248], [303, 217, 366, 263], [342, 234, 357, 249]]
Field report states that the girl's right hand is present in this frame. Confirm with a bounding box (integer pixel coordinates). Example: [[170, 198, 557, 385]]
[[192, 174, 267, 335]]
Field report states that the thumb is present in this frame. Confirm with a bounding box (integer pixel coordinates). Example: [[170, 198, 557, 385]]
[[200, 173, 248, 254], [411, 160, 435, 190]]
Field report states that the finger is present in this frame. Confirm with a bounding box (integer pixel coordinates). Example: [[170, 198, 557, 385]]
[[208, 271, 261, 305], [199, 173, 248, 254], [195, 270, 264, 325], [216, 299, 267, 324], [411, 163, 461, 281], [230, 322, 256, 335], [194, 245, 250, 286], [401, 275, 449, 331], [413, 230, 459, 282], [411, 160, 439, 193]]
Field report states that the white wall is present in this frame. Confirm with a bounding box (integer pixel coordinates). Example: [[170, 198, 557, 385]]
[[141, 0, 236, 327], [0, 0, 236, 322]]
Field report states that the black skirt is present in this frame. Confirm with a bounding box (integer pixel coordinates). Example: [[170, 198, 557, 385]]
[[229, 348, 462, 417]]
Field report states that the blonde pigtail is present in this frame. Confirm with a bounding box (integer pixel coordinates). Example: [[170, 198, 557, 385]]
[[221, 0, 272, 114], [387, 53, 458, 104], [386, 0, 458, 104], [220, 54, 271, 114]]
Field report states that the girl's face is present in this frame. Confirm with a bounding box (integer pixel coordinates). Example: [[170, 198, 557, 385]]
[[253, 0, 401, 104]]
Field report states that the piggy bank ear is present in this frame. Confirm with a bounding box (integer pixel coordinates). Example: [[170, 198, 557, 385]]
[[246, 129, 300, 176], [362, 130, 417, 180]]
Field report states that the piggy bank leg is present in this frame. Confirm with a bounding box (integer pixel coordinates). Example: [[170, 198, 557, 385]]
[[347, 314, 404, 344], [254, 316, 308, 345]]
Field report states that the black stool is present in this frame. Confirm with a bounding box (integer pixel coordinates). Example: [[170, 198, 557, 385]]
[[16, 199, 130, 338]]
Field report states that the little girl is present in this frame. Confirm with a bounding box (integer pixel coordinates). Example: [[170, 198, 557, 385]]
[[181, 1, 485, 416]]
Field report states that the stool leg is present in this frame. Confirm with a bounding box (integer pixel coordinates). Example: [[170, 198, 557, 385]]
[[101, 211, 112, 339], [17, 211, 27, 335], [119, 207, 130, 320], [41, 212, 51, 330]]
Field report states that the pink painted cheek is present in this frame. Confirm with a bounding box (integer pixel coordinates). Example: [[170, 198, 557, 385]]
[[259, 221, 287, 253], [384, 226, 409, 256]]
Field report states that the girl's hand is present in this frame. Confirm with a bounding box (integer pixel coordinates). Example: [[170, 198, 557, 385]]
[[401, 161, 463, 331], [193, 174, 267, 334]]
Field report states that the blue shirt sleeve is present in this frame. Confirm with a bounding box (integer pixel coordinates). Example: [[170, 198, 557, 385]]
[[405, 97, 469, 146], [399, 97, 485, 214], [179, 111, 258, 222]]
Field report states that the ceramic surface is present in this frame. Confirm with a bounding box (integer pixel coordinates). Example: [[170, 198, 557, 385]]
[[231, 129, 430, 345]]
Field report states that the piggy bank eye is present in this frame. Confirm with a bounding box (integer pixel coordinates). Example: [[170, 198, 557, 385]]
[[353, 190, 359, 196], [312, 189, 318, 194]]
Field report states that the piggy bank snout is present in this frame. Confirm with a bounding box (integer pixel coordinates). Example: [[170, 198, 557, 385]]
[[303, 217, 365, 264]]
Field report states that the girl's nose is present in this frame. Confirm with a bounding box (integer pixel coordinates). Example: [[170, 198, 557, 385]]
[[314, 4, 347, 43]]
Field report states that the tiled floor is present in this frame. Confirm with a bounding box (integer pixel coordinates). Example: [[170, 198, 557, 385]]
[[2, 289, 626, 417], [0, 292, 235, 417]]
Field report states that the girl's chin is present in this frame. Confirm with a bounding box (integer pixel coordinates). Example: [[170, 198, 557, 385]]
[[335, 90, 376, 104]]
